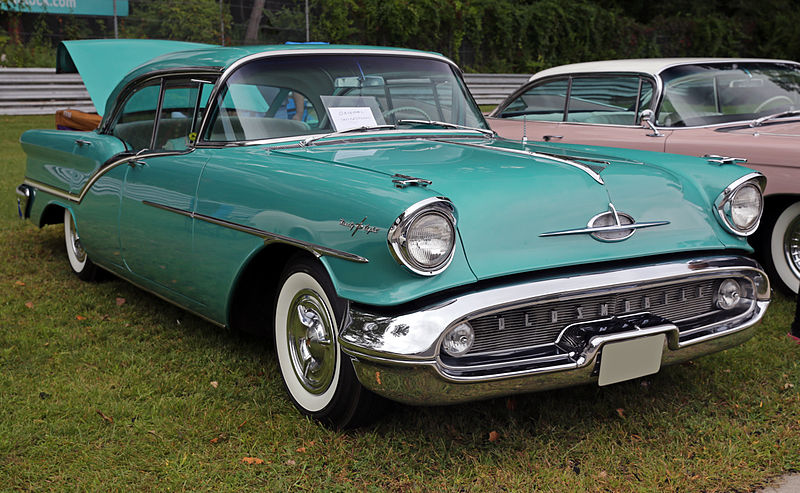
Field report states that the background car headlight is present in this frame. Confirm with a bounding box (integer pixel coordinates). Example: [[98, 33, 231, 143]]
[[388, 198, 457, 276], [714, 174, 765, 236], [729, 183, 762, 230]]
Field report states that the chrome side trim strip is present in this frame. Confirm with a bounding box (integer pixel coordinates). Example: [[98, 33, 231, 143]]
[[142, 201, 369, 264], [23, 151, 190, 205], [425, 138, 605, 185]]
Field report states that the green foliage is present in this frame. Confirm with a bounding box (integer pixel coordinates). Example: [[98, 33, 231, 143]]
[[4, 0, 800, 71], [122, 0, 233, 44]]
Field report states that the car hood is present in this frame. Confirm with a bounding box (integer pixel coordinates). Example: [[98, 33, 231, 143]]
[[274, 135, 737, 280]]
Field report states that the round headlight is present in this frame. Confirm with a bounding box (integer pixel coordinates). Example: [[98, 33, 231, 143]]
[[730, 184, 762, 231], [405, 212, 454, 269], [388, 198, 457, 276], [715, 174, 765, 236]]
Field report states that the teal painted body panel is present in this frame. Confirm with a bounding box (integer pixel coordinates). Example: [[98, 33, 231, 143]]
[[120, 153, 209, 300], [190, 145, 477, 313], [20, 130, 127, 193]]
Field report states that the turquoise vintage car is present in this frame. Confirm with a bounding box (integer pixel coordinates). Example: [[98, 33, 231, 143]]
[[17, 40, 771, 427]]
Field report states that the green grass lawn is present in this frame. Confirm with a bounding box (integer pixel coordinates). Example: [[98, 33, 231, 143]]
[[1, 115, 798, 491]]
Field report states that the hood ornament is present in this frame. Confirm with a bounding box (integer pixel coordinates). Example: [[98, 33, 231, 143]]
[[392, 174, 432, 188], [540, 203, 669, 242]]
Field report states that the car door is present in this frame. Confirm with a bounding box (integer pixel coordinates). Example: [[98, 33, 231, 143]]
[[116, 76, 215, 300]]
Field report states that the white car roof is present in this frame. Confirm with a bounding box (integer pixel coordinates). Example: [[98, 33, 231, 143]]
[[530, 58, 800, 81]]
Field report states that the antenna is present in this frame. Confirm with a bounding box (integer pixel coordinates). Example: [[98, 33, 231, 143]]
[[522, 114, 528, 145]]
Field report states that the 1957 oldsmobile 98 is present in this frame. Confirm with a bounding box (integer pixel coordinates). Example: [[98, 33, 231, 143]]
[[17, 41, 770, 427]]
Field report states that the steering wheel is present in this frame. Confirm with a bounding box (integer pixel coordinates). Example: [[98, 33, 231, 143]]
[[754, 95, 794, 113], [382, 106, 432, 121]]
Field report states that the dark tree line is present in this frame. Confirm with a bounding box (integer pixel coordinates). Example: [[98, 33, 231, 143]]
[[3, 0, 800, 72]]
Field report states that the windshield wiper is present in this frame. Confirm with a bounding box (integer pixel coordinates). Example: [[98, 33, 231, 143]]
[[300, 124, 397, 147], [750, 109, 800, 127], [396, 119, 496, 137]]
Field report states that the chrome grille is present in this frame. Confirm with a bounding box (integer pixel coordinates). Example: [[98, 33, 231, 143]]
[[468, 279, 717, 355]]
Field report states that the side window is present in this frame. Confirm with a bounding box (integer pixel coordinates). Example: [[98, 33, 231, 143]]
[[113, 82, 161, 152], [567, 76, 642, 125], [499, 79, 568, 121], [153, 79, 211, 151], [112, 77, 215, 152]]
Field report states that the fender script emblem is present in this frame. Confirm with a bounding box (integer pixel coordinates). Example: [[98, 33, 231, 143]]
[[339, 217, 380, 236]]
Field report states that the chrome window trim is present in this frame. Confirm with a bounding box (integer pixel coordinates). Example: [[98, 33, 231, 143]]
[[194, 129, 491, 149], [196, 49, 468, 147], [713, 172, 766, 236], [101, 68, 223, 135], [142, 201, 368, 264]]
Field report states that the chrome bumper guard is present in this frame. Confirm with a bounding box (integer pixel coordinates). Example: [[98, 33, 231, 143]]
[[339, 255, 770, 405], [16, 184, 33, 219]]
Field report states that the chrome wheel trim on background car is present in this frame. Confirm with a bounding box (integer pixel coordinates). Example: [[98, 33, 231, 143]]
[[771, 201, 800, 294], [784, 213, 800, 282]]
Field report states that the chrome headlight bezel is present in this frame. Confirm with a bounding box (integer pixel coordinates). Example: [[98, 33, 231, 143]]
[[714, 173, 765, 237], [387, 197, 457, 276]]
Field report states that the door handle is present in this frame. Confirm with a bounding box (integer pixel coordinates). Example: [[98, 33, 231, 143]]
[[75, 139, 92, 147], [128, 160, 148, 168], [543, 135, 563, 142]]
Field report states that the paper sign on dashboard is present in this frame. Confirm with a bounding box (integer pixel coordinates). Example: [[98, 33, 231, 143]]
[[328, 107, 378, 132]]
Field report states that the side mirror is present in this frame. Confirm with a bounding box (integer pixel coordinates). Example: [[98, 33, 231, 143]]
[[639, 109, 654, 126], [639, 109, 664, 137]]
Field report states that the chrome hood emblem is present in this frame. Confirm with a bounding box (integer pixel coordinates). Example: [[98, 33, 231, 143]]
[[540, 203, 669, 242]]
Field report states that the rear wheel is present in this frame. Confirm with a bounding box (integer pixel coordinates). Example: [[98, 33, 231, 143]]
[[273, 256, 379, 428], [761, 201, 800, 294], [64, 209, 101, 282]]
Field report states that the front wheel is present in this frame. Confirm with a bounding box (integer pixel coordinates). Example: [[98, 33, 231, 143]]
[[273, 256, 379, 428], [64, 209, 102, 282], [762, 201, 800, 294]]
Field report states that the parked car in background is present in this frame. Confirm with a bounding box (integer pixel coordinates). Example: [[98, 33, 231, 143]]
[[17, 42, 771, 427], [488, 58, 800, 294]]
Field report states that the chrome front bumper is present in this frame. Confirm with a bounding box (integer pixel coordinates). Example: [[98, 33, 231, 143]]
[[339, 255, 770, 405]]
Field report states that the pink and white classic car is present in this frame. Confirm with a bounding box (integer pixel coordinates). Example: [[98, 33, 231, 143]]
[[487, 58, 800, 294]]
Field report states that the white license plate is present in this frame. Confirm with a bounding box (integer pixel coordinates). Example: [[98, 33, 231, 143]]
[[598, 334, 666, 386]]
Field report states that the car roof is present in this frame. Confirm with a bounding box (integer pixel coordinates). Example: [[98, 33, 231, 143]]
[[57, 39, 444, 116], [530, 57, 800, 81]]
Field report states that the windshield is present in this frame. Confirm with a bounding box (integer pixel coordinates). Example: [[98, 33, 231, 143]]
[[657, 62, 800, 127], [203, 54, 486, 143]]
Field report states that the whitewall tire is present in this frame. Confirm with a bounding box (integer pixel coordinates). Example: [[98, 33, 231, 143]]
[[768, 201, 800, 294], [273, 256, 380, 427], [64, 209, 101, 281]]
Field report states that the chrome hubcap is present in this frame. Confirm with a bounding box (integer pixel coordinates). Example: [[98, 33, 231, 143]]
[[785, 214, 800, 278], [286, 289, 335, 394], [68, 214, 87, 263]]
